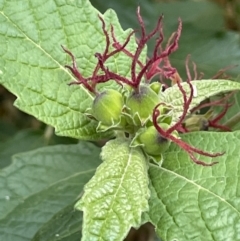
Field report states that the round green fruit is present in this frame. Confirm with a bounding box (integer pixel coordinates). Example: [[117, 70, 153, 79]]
[[92, 89, 124, 126], [138, 123, 170, 156], [126, 85, 159, 122]]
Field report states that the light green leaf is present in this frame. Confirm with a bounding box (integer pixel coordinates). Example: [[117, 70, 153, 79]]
[[0, 0, 143, 140], [0, 142, 100, 241], [160, 79, 240, 123], [212, 77, 240, 131], [146, 131, 240, 241], [76, 138, 150, 241]]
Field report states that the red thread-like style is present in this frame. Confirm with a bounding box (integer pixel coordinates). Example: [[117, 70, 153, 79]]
[[62, 7, 232, 165]]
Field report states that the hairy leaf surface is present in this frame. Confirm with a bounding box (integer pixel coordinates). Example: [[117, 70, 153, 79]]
[[0, 0, 143, 140], [76, 138, 150, 241], [160, 79, 240, 123], [146, 131, 240, 241]]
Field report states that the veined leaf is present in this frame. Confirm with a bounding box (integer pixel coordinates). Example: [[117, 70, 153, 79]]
[[0, 0, 145, 140], [76, 138, 150, 241], [160, 79, 240, 123], [146, 131, 240, 241], [0, 142, 100, 241], [213, 76, 240, 131], [32, 202, 82, 241]]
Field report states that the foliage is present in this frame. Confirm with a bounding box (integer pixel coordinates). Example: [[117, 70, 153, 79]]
[[1, 0, 240, 241]]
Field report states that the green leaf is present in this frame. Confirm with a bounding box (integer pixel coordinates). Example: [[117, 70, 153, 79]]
[[146, 131, 240, 241], [0, 142, 100, 241], [160, 79, 240, 123], [0, 120, 18, 142], [0, 128, 77, 169], [76, 138, 150, 241], [212, 76, 240, 131], [0, 0, 143, 140], [32, 202, 82, 241]]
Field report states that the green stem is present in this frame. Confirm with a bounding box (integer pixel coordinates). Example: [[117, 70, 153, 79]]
[[43, 125, 54, 144]]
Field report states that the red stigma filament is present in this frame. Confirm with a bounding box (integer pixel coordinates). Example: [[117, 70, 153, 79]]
[[152, 79, 224, 167], [62, 7, 232, 166], [62, 7, 182, 93]]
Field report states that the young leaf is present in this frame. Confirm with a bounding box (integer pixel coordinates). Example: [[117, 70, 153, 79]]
[[214, 77, 240, 131], [0, 142, 100, 241], [160, 79, 240, 123], [76, 138, 150, 241], [146, 131, 240, 241], [0, 0, 143, 140]]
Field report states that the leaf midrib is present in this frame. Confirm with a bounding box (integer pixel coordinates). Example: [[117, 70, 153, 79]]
[[97, 150, 134, 239], [0, 168, 96, 221], [0, 9, 93, 100], [151, 163, 240, 216]]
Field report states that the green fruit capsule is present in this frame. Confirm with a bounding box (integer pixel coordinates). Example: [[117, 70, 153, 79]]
[[138, 123, 170, 156], [92, 89, 124, 126], [126, 85, 159, 123]]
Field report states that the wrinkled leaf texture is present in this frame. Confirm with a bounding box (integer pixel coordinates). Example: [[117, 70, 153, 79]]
[[0, 0, 143, 140], [145, 131, 240, 241]]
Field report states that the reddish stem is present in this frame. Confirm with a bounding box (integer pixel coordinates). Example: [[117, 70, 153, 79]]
[[152, 108, 223, 166]]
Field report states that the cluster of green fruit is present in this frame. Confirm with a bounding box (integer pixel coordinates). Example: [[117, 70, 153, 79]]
[[90, 83, 179, 163]]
